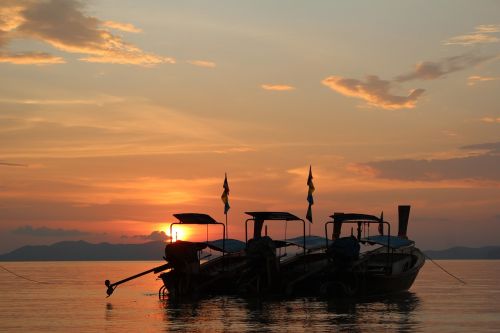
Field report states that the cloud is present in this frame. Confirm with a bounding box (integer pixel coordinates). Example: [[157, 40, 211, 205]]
[[0, 199, 171, 224], [480, 117, 500, 124], [11, 225, 91, 237], [122, 230, 171, 241], [187, 60, 216, 68], [0, 51, 65, 65], [468, 75, 500, 86], [322, 75, 424, 109], [0, 160, 27, 167], [442, 130, 458, 137], [102, 20, 142, 33], [261, 84, 295, 91], [396, 53, 494, 81], [0, 0, 174, 66], [0, 95, 124, 106], [462, 142, 500, 153], [323, 51, 495, 109], [359, 142, 500, 182], [444, 24, 500, 45], [0, 99, 234, 159], [0, 3, 25, 33], [444, 34, 498, 46], [475, 24, 500, 33]]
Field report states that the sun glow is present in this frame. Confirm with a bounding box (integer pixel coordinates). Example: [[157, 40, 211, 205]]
[[168, 225, 191, 242]]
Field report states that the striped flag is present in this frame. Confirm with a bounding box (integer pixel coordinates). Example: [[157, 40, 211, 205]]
[[221, 173, 230, 214], [306, 166, 314, 222]]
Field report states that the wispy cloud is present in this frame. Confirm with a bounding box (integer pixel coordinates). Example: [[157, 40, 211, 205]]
[[396, 53, 494, 81], [0, 160, 27, 167], [468, 75, 500, 86], [121, 230, 170, 241], [322, 75, 424, 110], [480, 117, 500, 124], [102, 20, 142, 33], [0, 95, 124, 106], [463, 142, 500, 153], [0, 51, 65, 65], [442, 130, 458, 137], [261, 84, 295, 91], [0, 0, 174, 66], [187, 60, 216, 68], [445, 33, 498, 46], [11, 225, 91, 237], [323, 47, 495, 109], [476, 24, 500, 33], [444, 24, 500, 45], [0, 5, 23, 29], [358, 142, 500, 182], [0, 101, 239, 160]]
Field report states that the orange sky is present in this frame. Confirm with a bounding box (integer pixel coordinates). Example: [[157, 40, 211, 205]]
[[0, 0, 499, 253]]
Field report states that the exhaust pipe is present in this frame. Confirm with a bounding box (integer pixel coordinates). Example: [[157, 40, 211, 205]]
[[398, 205, 410, 239]]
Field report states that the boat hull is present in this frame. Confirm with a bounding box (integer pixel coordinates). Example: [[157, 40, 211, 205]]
[[159, 247, 425, 300], [283, 248, 425, 298]]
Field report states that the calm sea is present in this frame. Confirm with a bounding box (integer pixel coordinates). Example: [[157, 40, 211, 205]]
[[0, 260, 499, 332]]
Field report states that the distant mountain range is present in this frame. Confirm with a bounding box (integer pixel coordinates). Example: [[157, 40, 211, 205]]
[[424, 246, 500, 260], [1, 240, 500, 261], [0, 240, 166, 261]]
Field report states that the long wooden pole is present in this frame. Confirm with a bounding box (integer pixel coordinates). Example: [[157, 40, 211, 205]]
[[225, 213, 228, 239], [105, 263, 170, 296]]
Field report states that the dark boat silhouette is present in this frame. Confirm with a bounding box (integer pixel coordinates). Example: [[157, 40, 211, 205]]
[[105, 205, 424, 300], [280, 206, 426, 297], [105, 213, 248, 299]]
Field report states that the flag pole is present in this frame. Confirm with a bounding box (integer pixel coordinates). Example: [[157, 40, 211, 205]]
[[225, 212, 228, 239]]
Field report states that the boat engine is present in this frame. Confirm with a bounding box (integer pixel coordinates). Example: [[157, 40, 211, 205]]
[[161, 241, 206, 298], [327, 236, 360, 268], [239, 236, 278, 293]]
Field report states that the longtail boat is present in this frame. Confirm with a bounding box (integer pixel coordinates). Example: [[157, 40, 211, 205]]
[[104, 206, 424, 300]]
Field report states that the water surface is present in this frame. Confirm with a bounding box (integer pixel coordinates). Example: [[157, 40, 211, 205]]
[[1, 260, 499, 332]]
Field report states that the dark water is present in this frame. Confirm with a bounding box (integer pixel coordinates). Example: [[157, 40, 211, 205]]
[[0, 260, 499, 332]]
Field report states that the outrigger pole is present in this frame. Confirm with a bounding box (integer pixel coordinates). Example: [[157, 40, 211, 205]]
[[104, 263, 170, 297]]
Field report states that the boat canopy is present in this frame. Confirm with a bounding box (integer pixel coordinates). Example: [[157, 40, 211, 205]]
[[173, 213, 220, 224], [206, 239, 246, 253], [245, 211, 304, 221], [285, 235, 331, 251], [171, 214, 226, 251], [245, 211, 308, 256], [362, 235, 414, 249], [205, 237, 331, 253], [205, 239, 292, 253], [330, 213, 381, 223]]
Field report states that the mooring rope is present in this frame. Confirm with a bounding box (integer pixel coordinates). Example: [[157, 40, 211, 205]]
[[423, 254, 467, 285], [0, 265, 53, 284]]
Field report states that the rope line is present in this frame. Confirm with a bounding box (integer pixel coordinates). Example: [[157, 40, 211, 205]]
[[424, 254, 467, 285], [0, 265, 53, 284]]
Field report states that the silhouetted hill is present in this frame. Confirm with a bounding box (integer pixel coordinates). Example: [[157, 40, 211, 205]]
[[0, 240, 166, 261], [2, 241, 500, 261], [424, 246, 500, 259]]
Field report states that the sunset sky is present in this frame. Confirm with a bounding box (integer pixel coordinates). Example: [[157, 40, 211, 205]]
[[1, 0, 499, 253]]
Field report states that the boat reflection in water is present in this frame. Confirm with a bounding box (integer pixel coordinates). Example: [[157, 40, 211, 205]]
[[159, 292, 421, 333], [105, 205, 424, 302]]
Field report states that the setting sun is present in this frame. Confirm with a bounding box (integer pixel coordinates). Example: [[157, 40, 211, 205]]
[[168, 225, 191, 242]]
